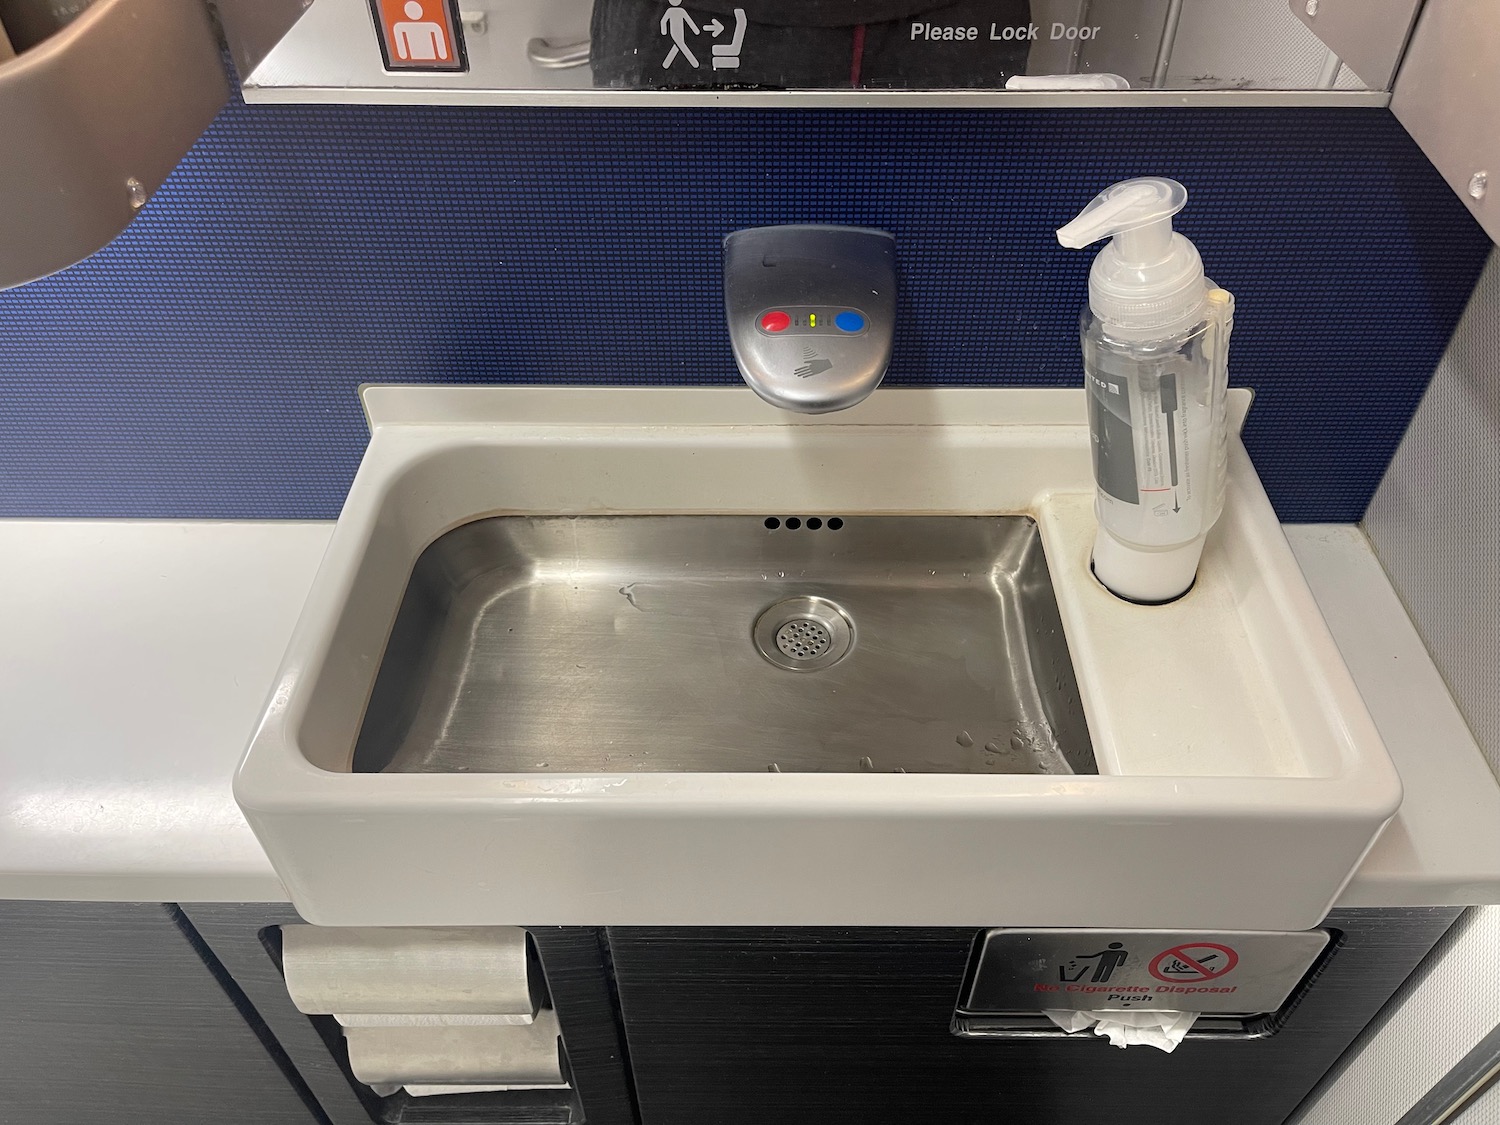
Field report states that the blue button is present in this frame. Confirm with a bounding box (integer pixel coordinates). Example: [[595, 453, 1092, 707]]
[[835, 310, 866, 333]]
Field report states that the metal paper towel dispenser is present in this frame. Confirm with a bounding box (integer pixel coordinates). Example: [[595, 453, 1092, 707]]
[[0, 0, 228, 289]]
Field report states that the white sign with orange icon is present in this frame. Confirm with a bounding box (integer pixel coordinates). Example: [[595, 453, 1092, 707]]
[[369, 0, 467, 72]]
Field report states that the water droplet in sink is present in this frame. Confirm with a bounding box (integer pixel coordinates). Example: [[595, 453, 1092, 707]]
[[778, 571, 786, 578], [984, 740, 1001, 755], [859, 756, 875, 771], [1011, 733, 1026, 752], [768, 762, 782, 772], [956, 730, 974, 747]]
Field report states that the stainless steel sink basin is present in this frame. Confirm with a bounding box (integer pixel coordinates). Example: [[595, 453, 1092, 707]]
[[352, 515, 1095, 776]]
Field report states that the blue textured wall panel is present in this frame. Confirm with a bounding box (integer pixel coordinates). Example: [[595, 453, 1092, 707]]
[[0, 97, 1488, 519]]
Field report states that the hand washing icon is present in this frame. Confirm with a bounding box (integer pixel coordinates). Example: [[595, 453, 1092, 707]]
[[793, 346, 833, 378]]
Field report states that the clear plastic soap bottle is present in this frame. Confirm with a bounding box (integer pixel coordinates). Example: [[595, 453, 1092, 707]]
[[1056, 177, 1235, 604]]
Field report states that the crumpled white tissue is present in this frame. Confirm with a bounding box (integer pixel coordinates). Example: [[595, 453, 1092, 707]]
[[1043, 1009, 1198, 1052]]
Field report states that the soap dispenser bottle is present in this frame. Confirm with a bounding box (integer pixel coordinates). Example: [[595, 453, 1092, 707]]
[[1057, 177, 1235, 604]]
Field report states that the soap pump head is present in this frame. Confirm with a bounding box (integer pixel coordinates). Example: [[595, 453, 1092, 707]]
[[1057, 177, 1206, 340]]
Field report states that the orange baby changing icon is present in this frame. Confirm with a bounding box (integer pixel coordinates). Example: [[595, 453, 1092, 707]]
[[371, 0, 467, 72]]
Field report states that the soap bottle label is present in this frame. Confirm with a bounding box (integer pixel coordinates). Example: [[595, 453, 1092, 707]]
[[1086, 369, 1139, 503], [1084, 345, 1211, 549], [1135, 370, 1191, 507]]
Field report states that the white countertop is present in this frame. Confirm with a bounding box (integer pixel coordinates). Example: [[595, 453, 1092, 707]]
[[1, 518, 1497, 909], [0, 521, 327, 901]]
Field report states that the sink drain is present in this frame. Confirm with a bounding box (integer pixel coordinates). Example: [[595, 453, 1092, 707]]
[[777, 619, 831, 661], [754, 597, 854, 672]]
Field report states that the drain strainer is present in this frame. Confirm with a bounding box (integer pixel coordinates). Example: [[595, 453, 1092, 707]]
[[777, 619, 831, 660], [754, 597, 854, 672]]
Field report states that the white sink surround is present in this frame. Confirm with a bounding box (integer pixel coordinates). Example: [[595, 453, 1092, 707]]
[[236, 387, 1403, 930]]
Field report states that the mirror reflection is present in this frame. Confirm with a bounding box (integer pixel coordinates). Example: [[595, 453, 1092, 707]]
[[501, 0, 1366, 92]]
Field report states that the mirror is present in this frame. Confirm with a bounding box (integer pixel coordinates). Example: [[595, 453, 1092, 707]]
[[581, 0, 1360, 91], [242, 0, 1395, 104]]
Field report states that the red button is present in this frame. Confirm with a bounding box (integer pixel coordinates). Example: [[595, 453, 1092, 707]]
[[760, 311, 791, 332]]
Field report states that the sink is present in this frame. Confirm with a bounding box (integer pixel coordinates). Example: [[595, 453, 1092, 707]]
[[236, 387, 1402, 931], [354, 515, 1095, 777]]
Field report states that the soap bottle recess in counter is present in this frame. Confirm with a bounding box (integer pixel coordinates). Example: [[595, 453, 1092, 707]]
[[1056, 177, 1235, 604]]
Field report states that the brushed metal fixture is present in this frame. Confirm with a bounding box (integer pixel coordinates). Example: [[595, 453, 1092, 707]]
[[526, 37, 589, 69], [352, 515, 1095, 777], [753, 596, 854, 673], [723, 226, 897, 414]]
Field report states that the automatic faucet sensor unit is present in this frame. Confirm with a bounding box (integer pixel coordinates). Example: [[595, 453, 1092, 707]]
[[723, 225, 897, 413]]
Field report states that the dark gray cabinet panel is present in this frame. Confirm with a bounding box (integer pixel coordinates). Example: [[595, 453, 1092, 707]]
[[181, 904, 371, 1124], [607, 909, 1462, 1125], [0, 901, 322, 1125], [9, 900, 1442, 1125]]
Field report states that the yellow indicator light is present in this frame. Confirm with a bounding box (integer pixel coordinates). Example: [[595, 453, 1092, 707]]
[[809, 313, 817, 327]]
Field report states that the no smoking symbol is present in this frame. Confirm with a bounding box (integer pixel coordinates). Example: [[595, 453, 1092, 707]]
[[1149, 942, 1239, 983]]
